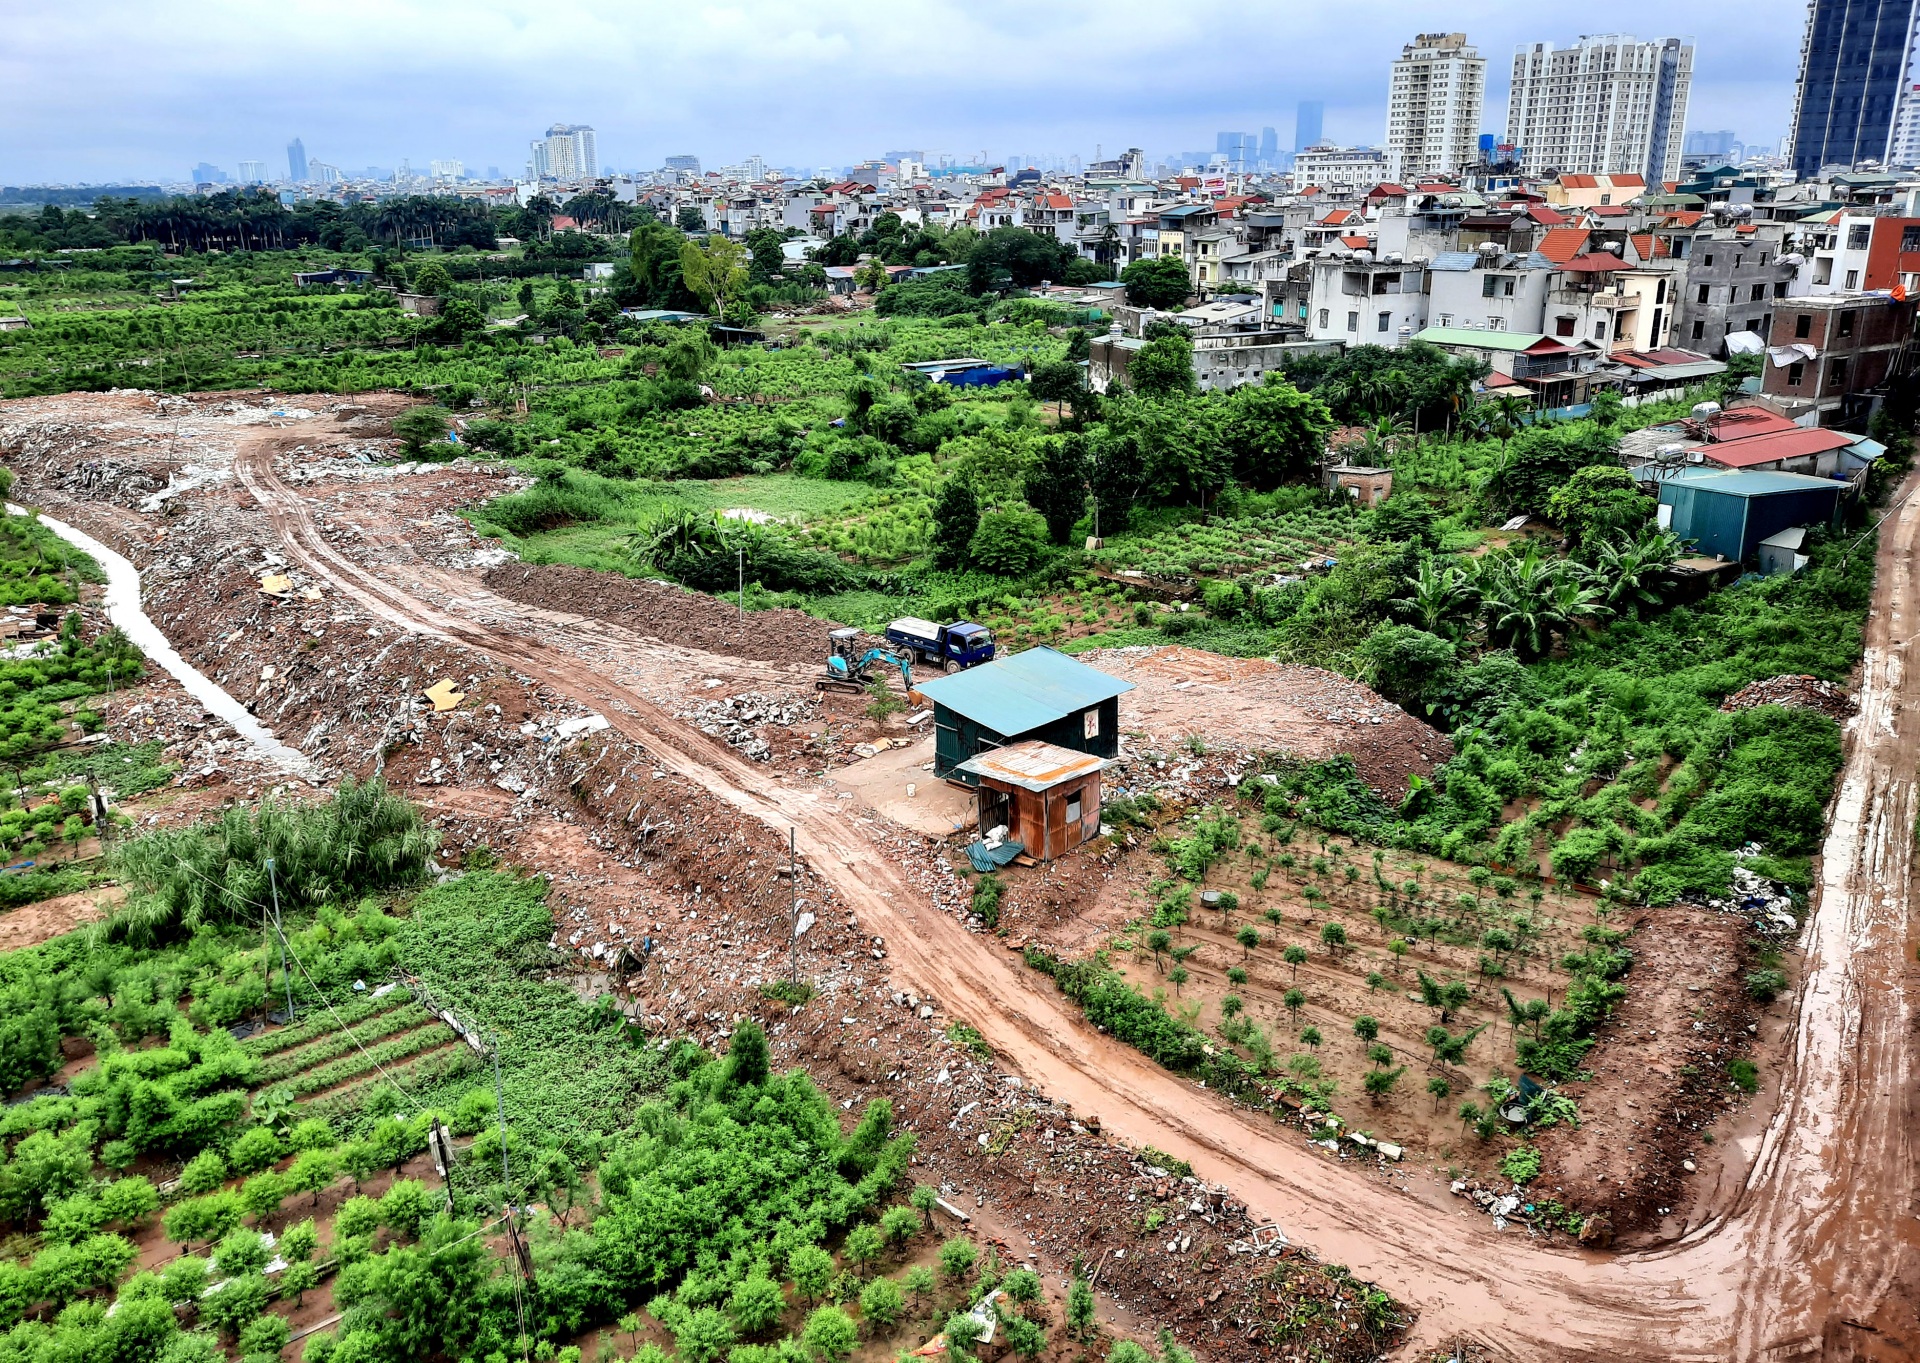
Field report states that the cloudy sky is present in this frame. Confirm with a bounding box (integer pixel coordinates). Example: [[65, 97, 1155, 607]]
[[4, 0, 1811, 183]]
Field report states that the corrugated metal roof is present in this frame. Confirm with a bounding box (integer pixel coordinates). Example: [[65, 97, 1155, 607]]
[[1658, 468, 1842, 496], [1702, 427, 1858, 467], [915, 647, 1133, 733], [1429, 251, 1482, 271], [956, 740, 1105, 792], [1414, 326, 1551, 352]]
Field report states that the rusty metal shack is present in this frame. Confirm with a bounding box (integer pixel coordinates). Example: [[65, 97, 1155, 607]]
[[955, 741, 1105, 862]]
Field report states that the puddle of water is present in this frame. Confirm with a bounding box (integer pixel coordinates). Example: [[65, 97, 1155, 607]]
[[11, 504, 316, 777]]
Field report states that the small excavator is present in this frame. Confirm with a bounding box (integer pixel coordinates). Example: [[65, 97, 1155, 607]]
[[818, 626, 913, 695]]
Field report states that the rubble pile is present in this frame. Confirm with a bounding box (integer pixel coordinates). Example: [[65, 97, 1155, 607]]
[[677, 690, 817, 761], [1720, 673, 1855, 720], [1696, 845, 1799, 931]]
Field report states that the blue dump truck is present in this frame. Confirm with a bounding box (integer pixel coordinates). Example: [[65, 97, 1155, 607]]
[[884, 617, 995, 674]]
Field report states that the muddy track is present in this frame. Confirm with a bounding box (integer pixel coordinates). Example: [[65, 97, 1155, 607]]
[[230, 430, 1920, 1360]]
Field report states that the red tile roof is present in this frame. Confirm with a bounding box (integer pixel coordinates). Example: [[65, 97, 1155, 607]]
[[1560, 174, 1599, 189], [1033, 193, 1073, 210], [1368, 183, 1410, 198], [550, 215, 579, 230], [1317, 208, 1358, 225], [1537, 227, 1591, 263], [1661, 210, 1705, 227], [1591, 204, 1631, 216], [1610, 174, 1647, 189], [1629, 233, 1670, 260], [1527, 205, 1571, 224], [1339, 235, 1374, 249], [1557, 252, 1627, 273], [1703, 406, 1800, 436], [1703, 427, 1857, 467]]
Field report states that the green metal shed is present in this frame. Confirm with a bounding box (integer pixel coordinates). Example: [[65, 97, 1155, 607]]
[[1656, 469, 1843, 563], [915, 647, 1134, 785]]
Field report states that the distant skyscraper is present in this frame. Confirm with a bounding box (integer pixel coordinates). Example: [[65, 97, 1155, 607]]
[[1215, 131, 1255, 170], [429, 159, 465, 180], [1684, 129, 1741, 157], [1506, 35, 1693, 182], [1791, 0, 1920, 177], [191, 162, 227, 185], [486, 165, 502, 180], [287, 138, 308, 183], [664, 154, 701, 175], [237, 160, 266, 184], [1386, 32, 1486, 177], [1295, 101, 1325, 153], [531, 124, 598, 180], [1258, 126, 1279, 165]]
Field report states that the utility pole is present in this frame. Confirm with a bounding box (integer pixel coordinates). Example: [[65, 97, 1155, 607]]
[[264, 858, 295, 1022], [737, 545, 745, 615], [788, 827, 800, 986]]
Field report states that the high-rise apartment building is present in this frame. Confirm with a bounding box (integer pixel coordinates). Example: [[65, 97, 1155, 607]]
[[531, 124, 599, 181], [429, 159, 465, 180], [191, 163, 227, 185], [237, 160, 265, 183], [1216, 130, 1256, 170], [1294, 101, 1324, 154], [1790, 0, 1920, 177], [1385, 32, 1487, 177], [1259, 126, 1279, 165], [1505, 35, 1693, 183], [287, 137, 308, 183], [664, 154, 701, 175]]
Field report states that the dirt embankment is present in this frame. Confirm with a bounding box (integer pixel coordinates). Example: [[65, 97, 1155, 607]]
[[480, 561, 870, 666], [1083, 646, 1452, 802], [1528, 903, 1757, 1239]]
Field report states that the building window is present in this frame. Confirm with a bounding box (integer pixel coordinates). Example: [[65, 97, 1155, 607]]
[[1703, 253, 1714, 267], [1788, 361, 1805, 385], [1317, 308, 1329, 328], [1346, 311, 1359, 332], [1555, 316, 1575, 337], [1830, 356, 1850, 387], [1775, 281, 1789, 298], [1486, 316, 1506, 331], [1849, 225, 1871, 250], [1795, 313, 1813, 338], [1436, 313, 1452, 327], [1735, 254, 1743, 268], [1066, 792, 1082, 825], [1845, 269, 1860, 289], [1377, 311, 1391, 332], [1761, 251, 1770, 265], [1692, 320, 1706, 340], [1595, 321, 1607, 339], [1750, 284, 1765, 302], [1697, 284, 1711, 304], [1839, 309, 1856, 337], [1656, 278, 1667, 304]]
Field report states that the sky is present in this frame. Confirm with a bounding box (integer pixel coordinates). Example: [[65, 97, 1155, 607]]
[[2, 0, 1812, 183]]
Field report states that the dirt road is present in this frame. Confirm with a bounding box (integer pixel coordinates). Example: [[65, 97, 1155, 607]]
[[227, 433, 1920, 1360]]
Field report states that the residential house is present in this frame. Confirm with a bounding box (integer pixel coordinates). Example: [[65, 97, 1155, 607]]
[[1763, 293, 1917, 420], [1412, 325, 1605, 409], [1301, 252, 1430, 345], [1544, 173, 1648, 208], [1670, 229, 1796, 354]]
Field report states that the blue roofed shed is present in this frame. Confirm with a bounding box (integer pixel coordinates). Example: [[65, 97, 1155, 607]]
[[915, 647, 1134, 784], [1656, 469, 1843, 563]]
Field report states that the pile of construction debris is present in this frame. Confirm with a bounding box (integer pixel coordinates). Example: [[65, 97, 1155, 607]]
[[1720, 674, 1854, 720], [1696, 844, 1799, 932], [678, 691, 816, 761]]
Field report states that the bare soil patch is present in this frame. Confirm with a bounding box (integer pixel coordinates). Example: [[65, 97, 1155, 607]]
[[0, 886, 119, 950], [1083, 646, 1452, 801], [482, 561, 868, 666]]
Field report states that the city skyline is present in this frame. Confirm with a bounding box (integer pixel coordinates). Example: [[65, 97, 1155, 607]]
[[4, 0, 1808, 183]]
